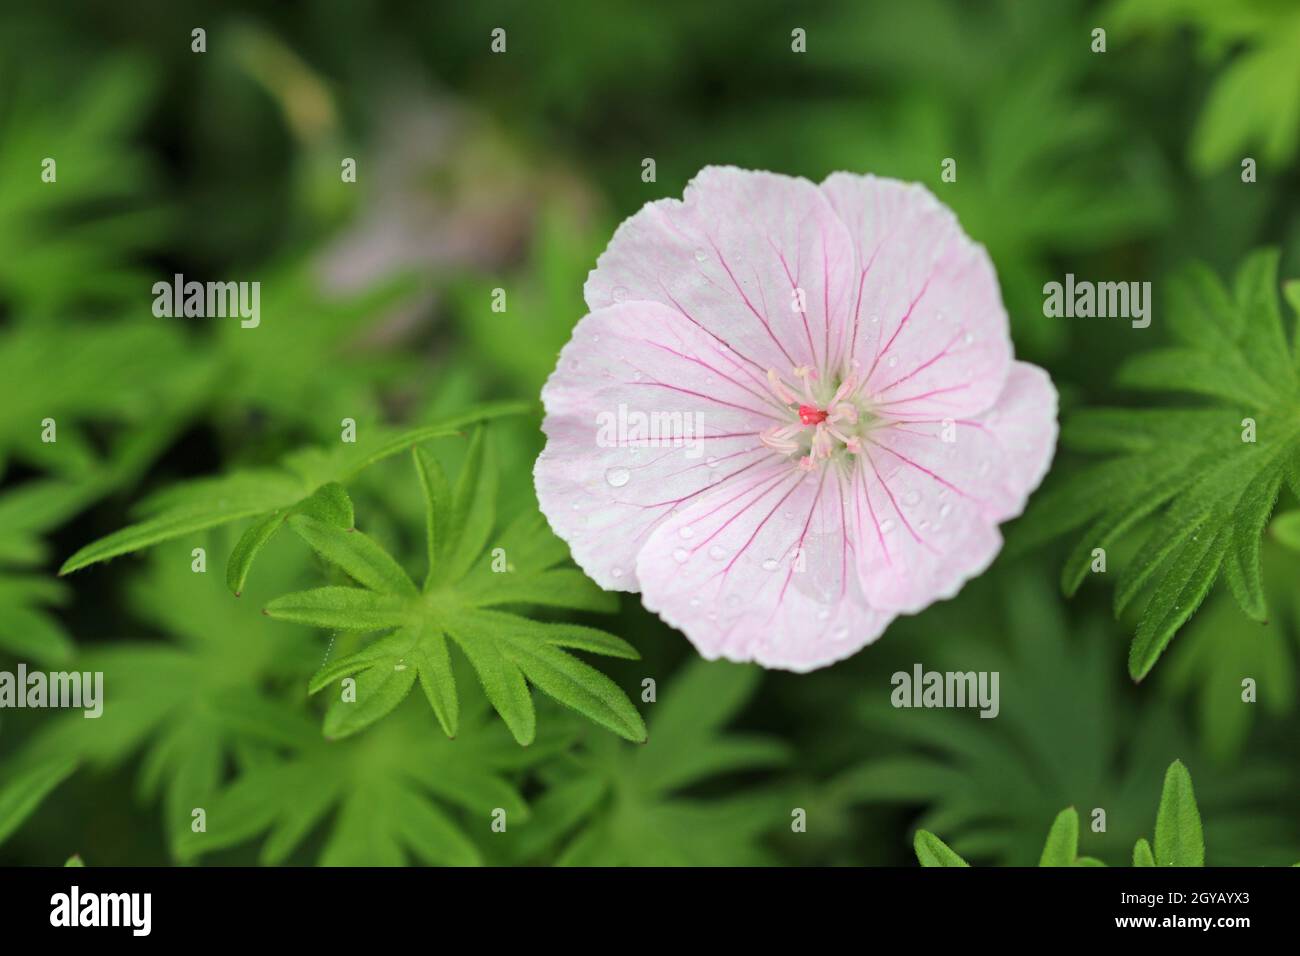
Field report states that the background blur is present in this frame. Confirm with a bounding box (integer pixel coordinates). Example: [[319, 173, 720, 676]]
[[2, 0, 1299, 866]]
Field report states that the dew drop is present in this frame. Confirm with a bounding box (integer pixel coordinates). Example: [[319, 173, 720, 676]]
[[869, 313, 880, 324], [673, 548, 690, 564], [880, 518, 895, 533], [694, 247, 708, 263], [689, 597, 701, 608], [679, 525, 695, 539], [964, 332, 974, 345], [611, 566, 624, 579], [939, 502, 952, 518], [831, 627, 849, 642], [902, 489, 921, 507], [817, 608, 831, 622], [887, 355, 899, 368], [605, 467, 631, 488], [761, 558, 780, 571], [708, 544, 728, 560]]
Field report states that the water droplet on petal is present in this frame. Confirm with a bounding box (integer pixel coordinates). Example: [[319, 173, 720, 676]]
[[672, 548, 690, 564], [689, 597, 701, 607], [939, 502, 952, 518], [831, 627, 849, 642], [817, 608, 831, 621], [887, 355, 898, 368], [679, 525, 695, 539], [761, 558, 779, 571], [605, 467, 631, 488], [611, 566, 624, 579], [694, 248, 708, 262], [902, 489, 921, 507], [708, 544, 728, 560], [880, 518, 895, 533]]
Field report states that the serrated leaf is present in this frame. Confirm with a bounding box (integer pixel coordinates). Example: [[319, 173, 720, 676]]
[[1133, 837, 1156, 867], [226, 512, 284, 596], [500, 637, 646, 743], [914, 829, 969, 867], [1154, 760, 1205, 867], [1037, 807, 1079, 866], [443, 426, 497, 582], [264, 586, 411, 631], [1130, 528, 1230, 681], [323, 658, 418, 739], [412, 445, 450, 588], [287, 516, 415, 596]]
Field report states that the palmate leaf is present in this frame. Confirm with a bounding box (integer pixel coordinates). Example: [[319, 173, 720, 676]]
[[268, 427, 645, 746], [916, 761, 1210, 868], [175, 692, 557, 867], [26, 538, 321, 856], [505, 659, 789, 866], [58, 402, 528, 587], [838, 570, 1298, 866], [1012, 249, 1300, 679]]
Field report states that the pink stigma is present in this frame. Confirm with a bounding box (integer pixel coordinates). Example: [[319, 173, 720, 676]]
[[798, 404, 828, 426]]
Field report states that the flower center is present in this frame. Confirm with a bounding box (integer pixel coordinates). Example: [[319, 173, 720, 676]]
[[760, 364, 872, 468]]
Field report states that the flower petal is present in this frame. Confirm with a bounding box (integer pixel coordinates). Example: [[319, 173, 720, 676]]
[[536, 300, 782, 591], [585, 166, 857, 374], [636, 464, 894, 671], [850, 362, 1057, 613], [820, 172, 1012, 419]]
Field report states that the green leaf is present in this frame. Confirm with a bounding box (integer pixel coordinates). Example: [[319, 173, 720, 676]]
[[0, 756, 78, 846], [263, 587, 411, 631], [226, 483, 355, 595], [59, 471, 301, 574], [1154, 760, 1205, 867], [1133, 838, 1156, 867], [443, 426, 497, 582], [498, 631, 646, 743], [60, 405, 523, 578], [914, 830, 970, 867], [287, 516, 415, 596], [1037, 807, 1079, 866], [412, 446, 450, 588], [322, 657, 418, 740], [1025, 250, 1300, 680], [226, 512, 284, 597]]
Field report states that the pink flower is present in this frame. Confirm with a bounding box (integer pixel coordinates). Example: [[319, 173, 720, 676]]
[[534, 167, 1057, 672]]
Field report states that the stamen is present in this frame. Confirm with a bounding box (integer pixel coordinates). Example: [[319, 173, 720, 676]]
[[766, 368, 799, 405]]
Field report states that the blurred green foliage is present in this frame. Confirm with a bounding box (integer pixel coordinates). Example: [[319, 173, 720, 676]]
[[0, 0, 1297, 867]]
